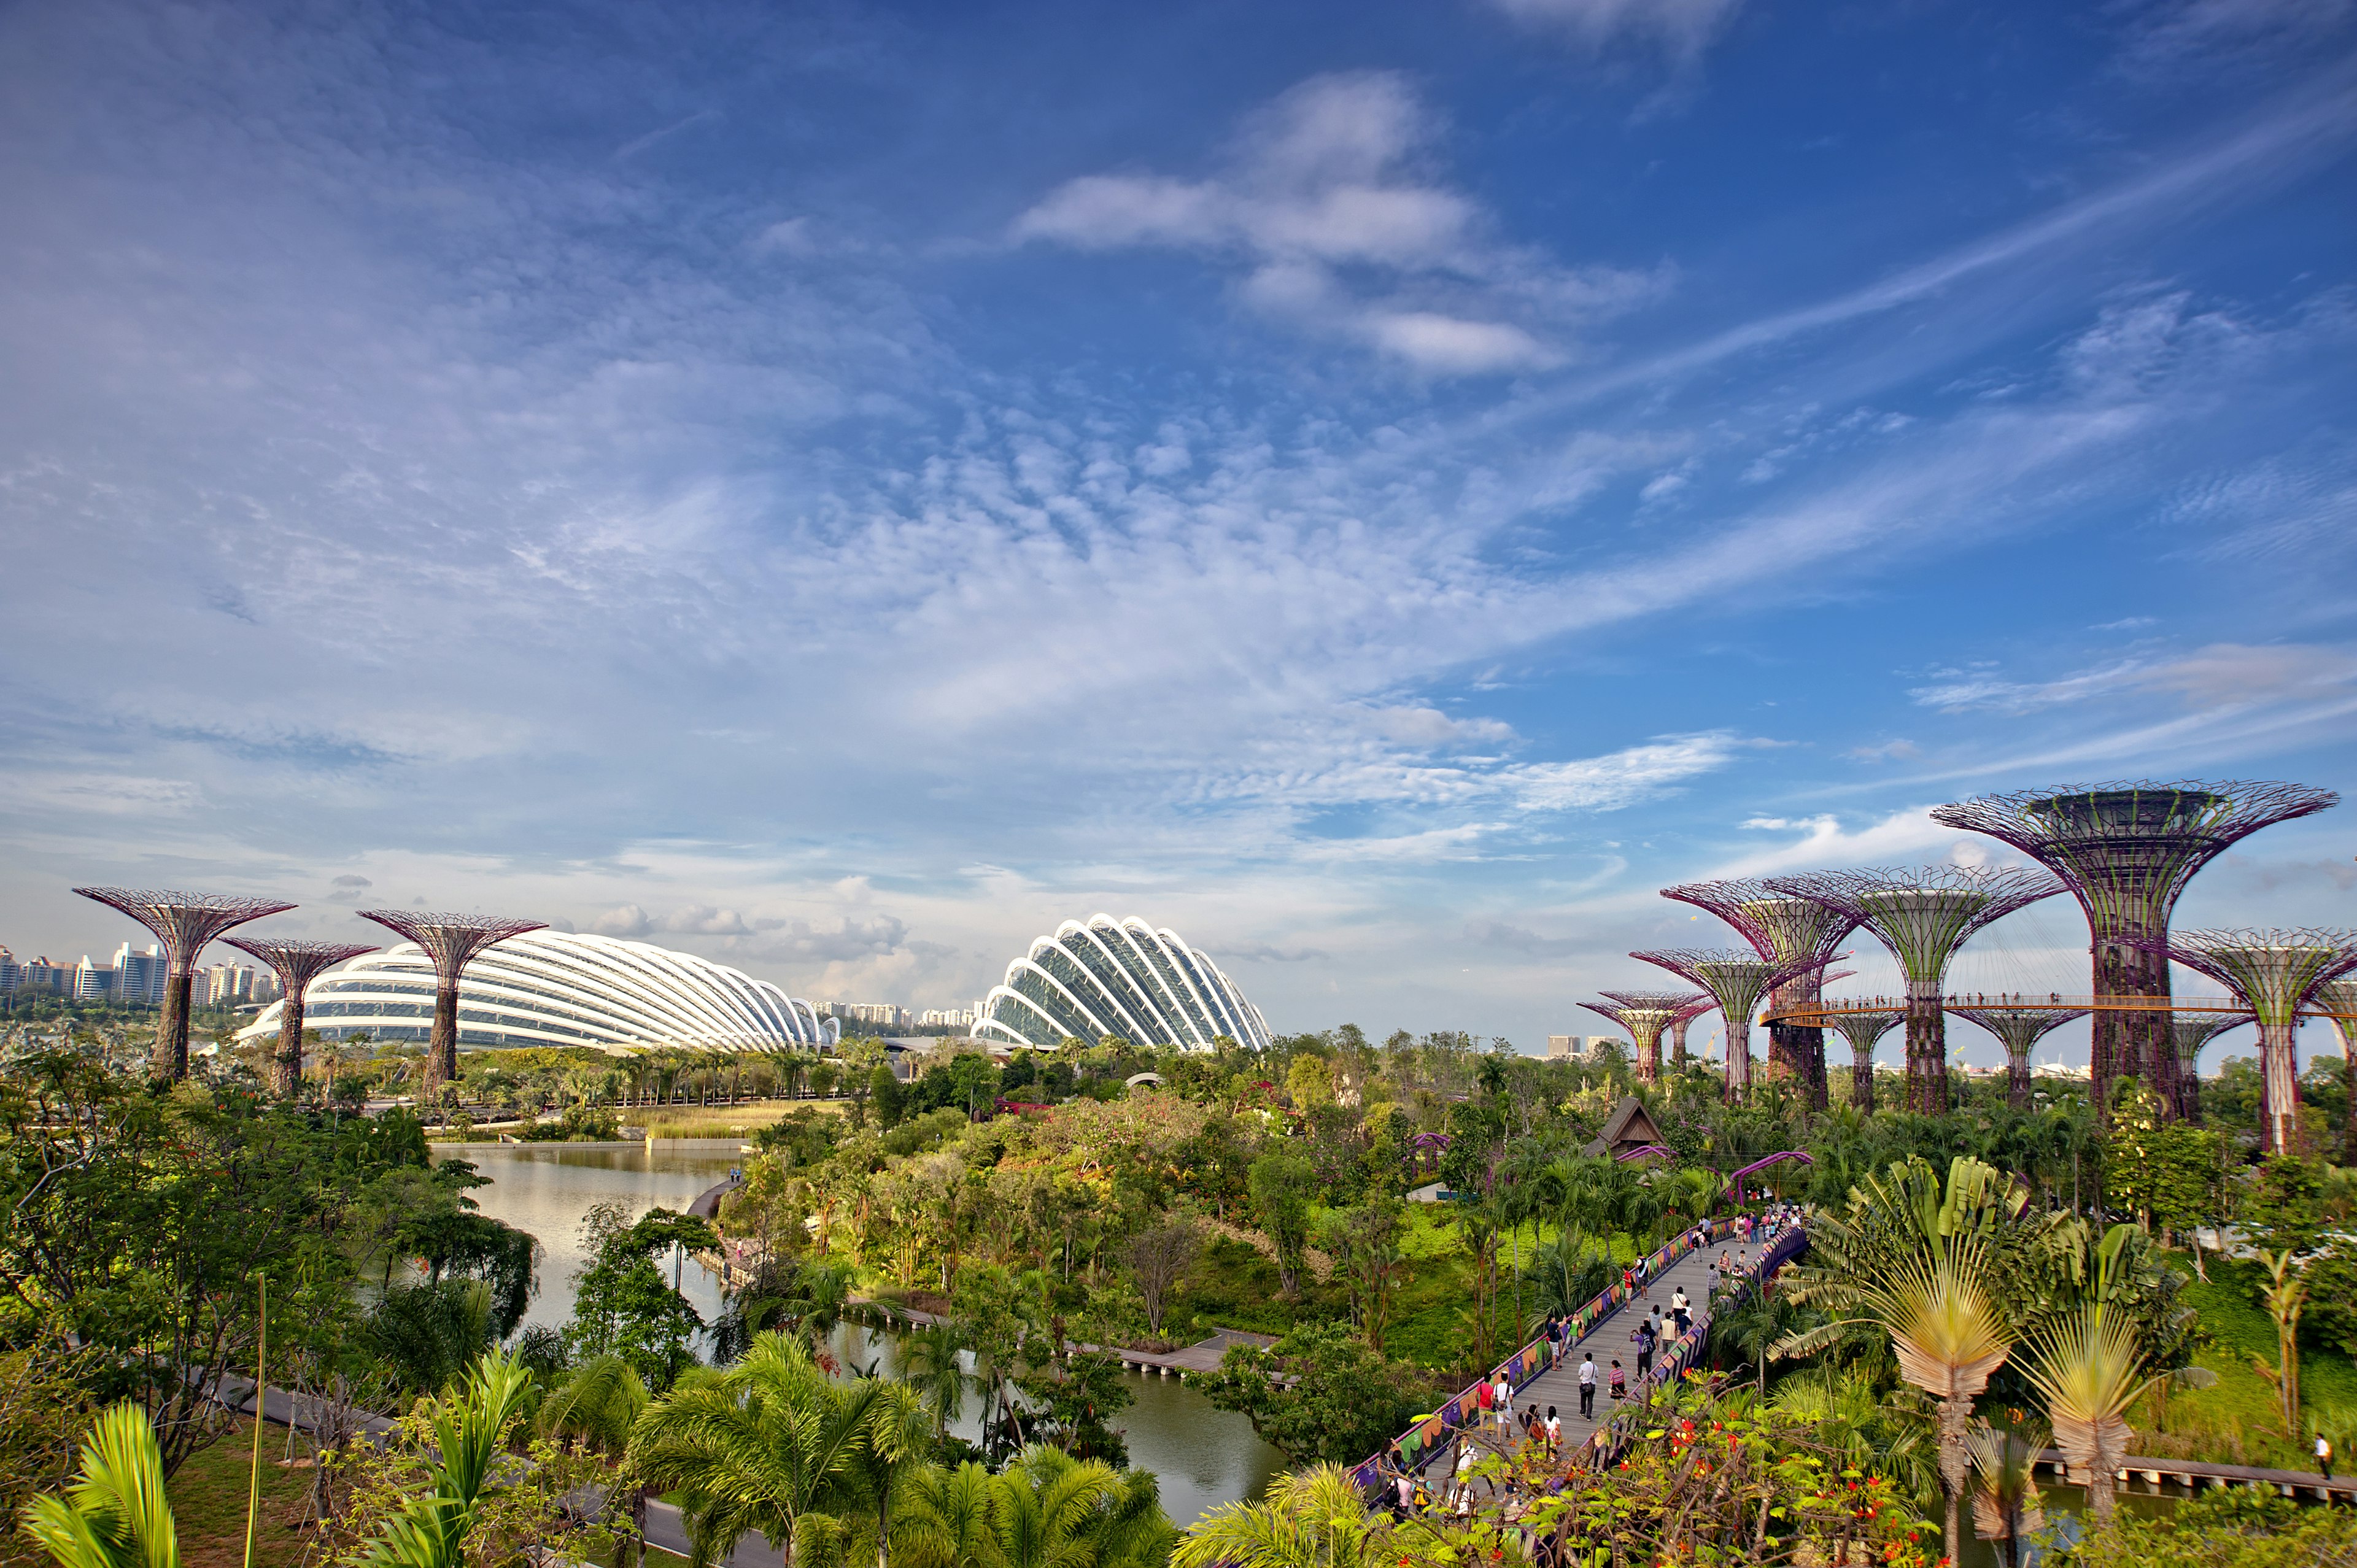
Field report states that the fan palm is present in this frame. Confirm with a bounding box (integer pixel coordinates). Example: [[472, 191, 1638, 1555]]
[[1964, 1417, 2046, 1568], [891, 1323, 970, 1438], [22, 1404, 179, 1568]]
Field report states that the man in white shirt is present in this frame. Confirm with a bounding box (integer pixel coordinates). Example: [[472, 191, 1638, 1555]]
[[1577, 1353, 1596, 1419], [1493, 1370, 1513, 1431]]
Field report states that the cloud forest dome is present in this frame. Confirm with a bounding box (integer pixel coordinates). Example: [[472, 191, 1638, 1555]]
[[234, 930, 836, 1051], [974, 914, 1271, 1052]]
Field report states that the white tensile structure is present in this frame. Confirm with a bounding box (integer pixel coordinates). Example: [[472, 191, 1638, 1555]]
[[234, 930, 836, 1052], [973, 914, 1271, 1052]]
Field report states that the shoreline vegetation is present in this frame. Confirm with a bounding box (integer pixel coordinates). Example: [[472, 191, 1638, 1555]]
[[11, 1024, 2357, 1567]]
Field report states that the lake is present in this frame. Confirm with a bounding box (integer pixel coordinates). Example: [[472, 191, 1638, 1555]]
[[435, 1140, 1287, 1525]]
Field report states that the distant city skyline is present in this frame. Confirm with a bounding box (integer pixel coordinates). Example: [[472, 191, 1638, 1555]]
[[3, 3, 2353, 1066]]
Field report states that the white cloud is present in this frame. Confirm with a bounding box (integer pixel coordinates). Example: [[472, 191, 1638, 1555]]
[[1013, 72, 1666, 375], [1911, 643, 2357, 714], [1484, 0, 1745, 64]]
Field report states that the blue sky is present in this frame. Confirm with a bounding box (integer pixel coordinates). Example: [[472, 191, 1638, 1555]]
[[4, 0, 2355, 1069]]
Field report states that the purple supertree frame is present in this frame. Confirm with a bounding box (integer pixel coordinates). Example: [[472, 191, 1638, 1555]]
[[1765, 866, 2062, 1114], [2166, 1010, 2253, 1125], [223, 937, 377, 1095], [2320, 979, 2357, 1165], [2150, 929, 2357, 1155], [1948, 1003, 2088, 1111], [1821, 1005, 1904, 1113], [74, 887, 297, 1079], [356, 910, 546, 1096], [1932, 780, 2336, 1121], [1585, 988, 1708, 1084], [1662, 879, 1857, 1111], [1630, 949, 1813, 1102], [1666, 995, 1712, 1072]]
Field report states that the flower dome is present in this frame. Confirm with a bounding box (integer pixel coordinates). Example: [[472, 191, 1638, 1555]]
[[234, 929, 835, 1051], [973, 914, 1270, 1052]]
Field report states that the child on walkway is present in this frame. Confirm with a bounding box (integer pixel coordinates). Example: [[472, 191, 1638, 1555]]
[[1608, 1360, 1627, 1404]]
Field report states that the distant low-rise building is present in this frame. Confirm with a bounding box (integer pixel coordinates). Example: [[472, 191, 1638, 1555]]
[[1547, 1034, 1610, 1059], [919, 1007, 975, 1028]]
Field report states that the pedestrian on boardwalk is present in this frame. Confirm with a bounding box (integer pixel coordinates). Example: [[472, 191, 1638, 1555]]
[[1476, 1373, 1495, 1424], [2321, 1432, 2336, 1480], [1577, 1353, 1596, 1419], [1545, 1406, 1562, 1454], [1608, 1360, 1626, 1404], [1621, 1265, 1633, 1295], [1493, 1370, 1514, 1431], [1635, 1321, 1655, 1380]]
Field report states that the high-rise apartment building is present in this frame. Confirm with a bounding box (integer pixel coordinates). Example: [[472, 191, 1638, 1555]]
[[112, 942, 168, 1006], [918, 1007, 975, 1028], [72, 957, 118, 1000]]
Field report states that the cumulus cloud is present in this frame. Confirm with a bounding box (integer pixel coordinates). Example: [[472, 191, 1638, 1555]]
[[1013, 72, 1666, 374]]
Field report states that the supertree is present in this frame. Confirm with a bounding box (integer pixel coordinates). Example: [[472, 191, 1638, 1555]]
[[1630, 949, 1811, 1102], [1662, 880, 1857, 1111], [2320, 979, 2357, 1167], [1948, 1003, 2089, 1111], [1821, 1005, 1905, 1113], [2165, 1010, 2253, 1125], [1932, 780, 2336, 1118], [1584, 989, 1708, 1084], [2149, 929, 2357, 1155], [1766, 867, 2063, 1114], [223, 937, 377, 1095], [73, 887, 297, 1079], [355, 910, 545, 1097]]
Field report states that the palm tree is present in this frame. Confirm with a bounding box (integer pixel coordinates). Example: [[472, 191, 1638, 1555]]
[[625, 1332, 920, 1568], [1964, 1416, 2046, 1568], [1719, 1278, 1802, 1398], [1778, 1156, 2029, 1567], [2019, 1226, 2166, 1531], [892, 1323, 970, 1439], [991, 1447, 1172, 1568], [542, 1356, 651, 1566], [1174, 1462, 1404, 1568], [891, 1462, 999, 1568], [23, 1404, 179, 1568], [357, 1350, 536, 1568]]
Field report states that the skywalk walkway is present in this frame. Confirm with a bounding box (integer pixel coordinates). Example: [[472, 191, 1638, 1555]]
[[1354, 1211, 1807, 1499]]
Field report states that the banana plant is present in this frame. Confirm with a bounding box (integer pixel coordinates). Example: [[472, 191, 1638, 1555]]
[[23, 1404, 180, 1568]]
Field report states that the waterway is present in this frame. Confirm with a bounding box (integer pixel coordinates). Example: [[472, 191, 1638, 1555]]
[[434, 1140, 1286, 1525]]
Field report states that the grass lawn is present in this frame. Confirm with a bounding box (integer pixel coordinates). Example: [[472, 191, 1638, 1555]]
[[160, 1416, 317, 1568], [2137, 1256, 2357, 1470]]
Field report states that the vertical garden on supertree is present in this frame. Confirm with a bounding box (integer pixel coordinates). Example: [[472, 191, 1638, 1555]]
[[1932, 779, 2336, 1119], [1948, 1003, 2088, 1111], [2320, 979, 2357, 1165], [2166, 1010, 2252, 1125], [224, 936, 377, 1094], [355, 910, 545, 1096], [1630, 949, 1808, 1103], [1767, 866, 2061, 1114], [1582, 990, 1706, 1084], [1662, 879, 1856, 1111], [2154, 929, 2357, 1155], [1822, 1005, 1903, 1113], [72, 887, 296, 1079]]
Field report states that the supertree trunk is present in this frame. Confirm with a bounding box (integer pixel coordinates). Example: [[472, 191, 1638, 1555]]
[[2094, 932, 2175, 1119], [2007, 1049, 2031, 1111], [2259, 1018, 2302, 1156], [275, 996, 308, 1096], [157, 968, 195, 1080], [425, 979, 463, 1097], [1669, 1018, 1689, 1071], [1852, 1049, 1875, 1114], [1905, 978, 1948, 1113], [1635, 1036, 1658, 1084]]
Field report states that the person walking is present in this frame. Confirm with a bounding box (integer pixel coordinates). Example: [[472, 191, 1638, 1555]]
[[1493, 1370, 1514, 1431], [1544, 1405, 1562, 1454], [1577, 1353, 1596, 1419], [1635, 1319, 1655, 1380], [1608, 1360, 1627, 1405], [2320, 1431, 2336, 1480]]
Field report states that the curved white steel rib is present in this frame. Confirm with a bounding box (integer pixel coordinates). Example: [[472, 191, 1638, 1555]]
[[234, 930, 829, 1052], [973, 913, 1271, 1052]]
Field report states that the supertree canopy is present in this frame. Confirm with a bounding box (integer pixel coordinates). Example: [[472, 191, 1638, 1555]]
[[1585, 988, 1708, 1084], [1948, 1003, 2088, 1111], [2167, 1009, 2253, 1125], [2151, 929, 2357, 1155], [1630, 949, 1810, 1102], [1766, 866, 2062, 1114], [1931, 780, 2336, 1118], [74, 887, 297, 1079], [1663, 879, 1857, 1111], [1821, 1005, 1904, 1114], [357, 910, 546, 1096], [223, 937, 377, 1095]]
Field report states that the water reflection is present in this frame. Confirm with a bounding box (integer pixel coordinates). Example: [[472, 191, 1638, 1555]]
[[436, 1139, 1285, 1524]]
